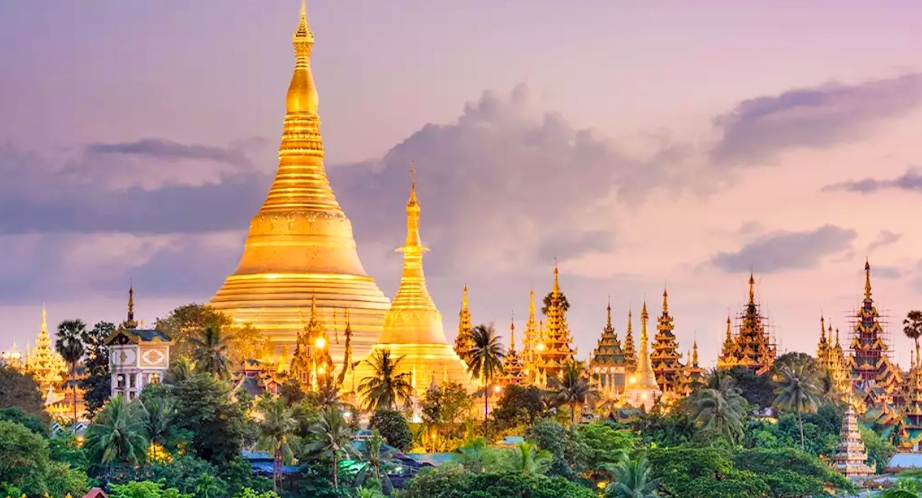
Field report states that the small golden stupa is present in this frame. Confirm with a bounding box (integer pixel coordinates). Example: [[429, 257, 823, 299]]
[[354, 171, 472, 397], [210, 1, 390, 363]]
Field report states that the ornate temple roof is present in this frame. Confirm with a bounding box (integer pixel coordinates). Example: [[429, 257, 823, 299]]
[[590, 300, 625, 368]]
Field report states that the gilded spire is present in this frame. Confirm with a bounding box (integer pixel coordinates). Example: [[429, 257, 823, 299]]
[[463, 284, 469, 308], [552, 261, 560, 298], [820, 316, 827, 343], [606, 297, 613, 331], [662, 288, 669, 314], [41, 303, 47, 334], [692, 340, 700, 366], [402, 168, 426, 252], [748, 273, 756, 305], [128, 283, 135, 322], [835, 327, 841, 347], [509, 312, 516, 352], [864, 259, 873, 301], [633, 301, 658, 389], [725, 316, 732, 341]]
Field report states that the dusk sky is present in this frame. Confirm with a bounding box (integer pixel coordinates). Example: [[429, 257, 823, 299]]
[[2, 1, 922, 368]]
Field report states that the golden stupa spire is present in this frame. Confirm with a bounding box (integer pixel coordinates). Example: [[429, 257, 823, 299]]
[[552, 260, 561, 299], [128, 282, 135, 322], [820, 316, 827, 343], [209, 1, 390, 365], [662, 288, 669, 314], [376, 169, 446, 345], [463, 284, 469, 308], [41, 303, 47, 334], [633, 301, 659, 389], [606, 297, 613, 330], [835, 327, 842, 347], [509, 312, 516, 352], [864, 259, 873, 301], [725, 316, 733, 340], [692, 340, 700, 366]]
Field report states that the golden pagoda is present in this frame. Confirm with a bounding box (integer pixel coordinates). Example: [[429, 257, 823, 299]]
[[716, 273, 776, 375], [354, 171, 472, 398], [22, 305, 67, 394], [454, 286, 474, 365], [535, 264, 576, 384], [835, 398, 875, 477], [623, 302, 661, 410], [848, 260, 902, 406], [816, 317, 850, 395], [209, 1, 390, 364], [651, 289, 684, 393], [677, 342, 706, 397], [520, 289, 540, 385], [893, 344, 922, 451], [289, 296, 335, 391], [623, 310, 638, 373], [499, 316, 526, 386], [589, 301, 627, 399]]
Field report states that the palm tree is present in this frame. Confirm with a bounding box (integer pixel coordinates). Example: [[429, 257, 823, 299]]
[[358, 349, 414, 411], [256, 394, 298, 491], [188, 324, 231, 379], [354, 429, 394, 494], [85, 395, 149, 472], [465, 324, 505, 441], [549, 361, 599, 425], [315, 375, 342, 411], [541, 291, 570, 315], [904, 310, 922, 350], [164, 357, 192, 386], [773, 364, 822, 451], [140, 393, 174, 462], [303, 407, 360, 491], [692, 376, 746, 446], [603, 455, 661, 498], [55, 319, 87, 431], [499, 442, 553, 477]]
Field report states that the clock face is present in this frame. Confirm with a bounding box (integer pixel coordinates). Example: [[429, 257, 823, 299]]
[[113, 348, 136, 366], [141, 349, 166, 367]]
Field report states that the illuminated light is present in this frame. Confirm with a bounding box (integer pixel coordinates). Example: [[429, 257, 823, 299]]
[[318, 367, 326, 375], [493, 385, 502, 393], [315, 337, 326, 349]]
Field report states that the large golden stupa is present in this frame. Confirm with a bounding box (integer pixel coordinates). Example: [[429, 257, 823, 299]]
[[210, 2, 390, 362], [354, 172, 473, 395]]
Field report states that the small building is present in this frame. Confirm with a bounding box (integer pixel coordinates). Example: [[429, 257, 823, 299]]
[[104, 286, 172, 400]]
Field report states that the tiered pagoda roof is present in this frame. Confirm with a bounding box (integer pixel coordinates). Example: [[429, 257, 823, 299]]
[[848, 261, 902, 405], [590, 301, 626, 398], [716, 273, 776, 375], [535, 264, 575, 383], [499, 317, 526, 386], [623, 310, 638, 373], [651, 289, 684, 393], [816, 317, 850, 395], [835, 401, 875, 477], [290, 296, 335, 390], [520, 290, 540, 385], [454, 286, 474, 365], [676, 342, 706, 396], [22, 305, 67, 393], [894, 345, 922, 451]]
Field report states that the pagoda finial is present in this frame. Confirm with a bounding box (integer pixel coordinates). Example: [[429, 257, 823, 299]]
[[552, 260, 560, 298], [41, 303, 47, 334], [820, 316, 826, 342], [835, 327, 841, 347], [509, 312, 516, 352], [726, 316, 732, 339], [662, 288, 669, 314], [692, 340, 700, 366], [529, 288, 536, 316], [128, 281, 135, 322], [864, 258, 873, 301], [627, 309, 633, 335], [310, 294, 318, 320], [748, 272, 756, 304], [401, 168, 425, 250], [294, 0, 314, 45], [641, 301, 648, 322], [606, 296, 613, 330], [463, 284, 469, 309], [287, 0, 318, 114]]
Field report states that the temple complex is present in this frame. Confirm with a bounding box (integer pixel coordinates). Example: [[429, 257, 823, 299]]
[[848, 260, 902, 407], [623, 302, 661, 410], [352, 172, 472, 397], [499, 317, 526, 386], [454, 286, 474, 365], [589, 301, 627, 399], [623, 310, 638, 373], [22, 306, 67, 394], [209, 1, 390, 364], [534, 265, 576, 384], [835, 400, 875, 478], [651, 289, 684, 394], [106, 290, 173, 402], [892, 345, 922, 451], [716, 273, 776, 375]]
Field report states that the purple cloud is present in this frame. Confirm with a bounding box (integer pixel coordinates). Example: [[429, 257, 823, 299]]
[[710, 225, 857, 274], [822, 168, 922, 194]]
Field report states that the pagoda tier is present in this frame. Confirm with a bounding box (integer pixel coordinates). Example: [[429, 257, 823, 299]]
[[22, 306, 67, 393], [893, 345, 922, 451], [676, 342, 706, 397], [454, 286, 474, 365], [209, 2, 391, 364], [848, 261, 902, 405], [623, 302, 661, 410], [535, 264, 576, 384], [651, 289, 684, 393], [499, 318, 526, 386], [835, 402, 875, 477], [289, 296, 336, 391], [623, 310, 638, 373], [716, 273, 776, 375], [520, 290, 540, 385], [352, 172, 472, 398], [816, 317, 850, 395], [590, 301, 627, 399]]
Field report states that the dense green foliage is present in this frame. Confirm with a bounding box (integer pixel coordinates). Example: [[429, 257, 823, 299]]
[[370, 409, 413, 451]]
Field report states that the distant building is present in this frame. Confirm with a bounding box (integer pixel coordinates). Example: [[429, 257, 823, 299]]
[[105, 286, 172, 400]]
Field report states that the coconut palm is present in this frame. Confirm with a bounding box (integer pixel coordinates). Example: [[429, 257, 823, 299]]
[[904, 310, 922, 350], [541, 291, 570, 315], [55, 319, 87, 432], [498, 442, 553, 477], [354, 429, 394, 493], [773, 364, 822, 451], [465, 324, 505, 441], [548, 361, 599, 425], [603, 455, 661, 498], [139, 393, 174, 461], [256, 394, 298, 491], [358, 349, 414, 411], [188, 324, 231, 379], [85, 395, 149, 471], [692, 376, 747, 446], [163, 357, 192, 386], [315, 375, 342, 411], [303, 407, 359, 491]]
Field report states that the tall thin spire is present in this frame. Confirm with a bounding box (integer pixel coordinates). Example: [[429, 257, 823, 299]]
[[633, 301, 658, 389], [662, 288, 669, 314], [748, 273, 756, 305], [128, 282, 135, 322], [552, 260, 560, 298], [509, 312, 516, 352], [864, 259, 873, 301], [606, 297, 613, 331], [41, 303, 47, 334]]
